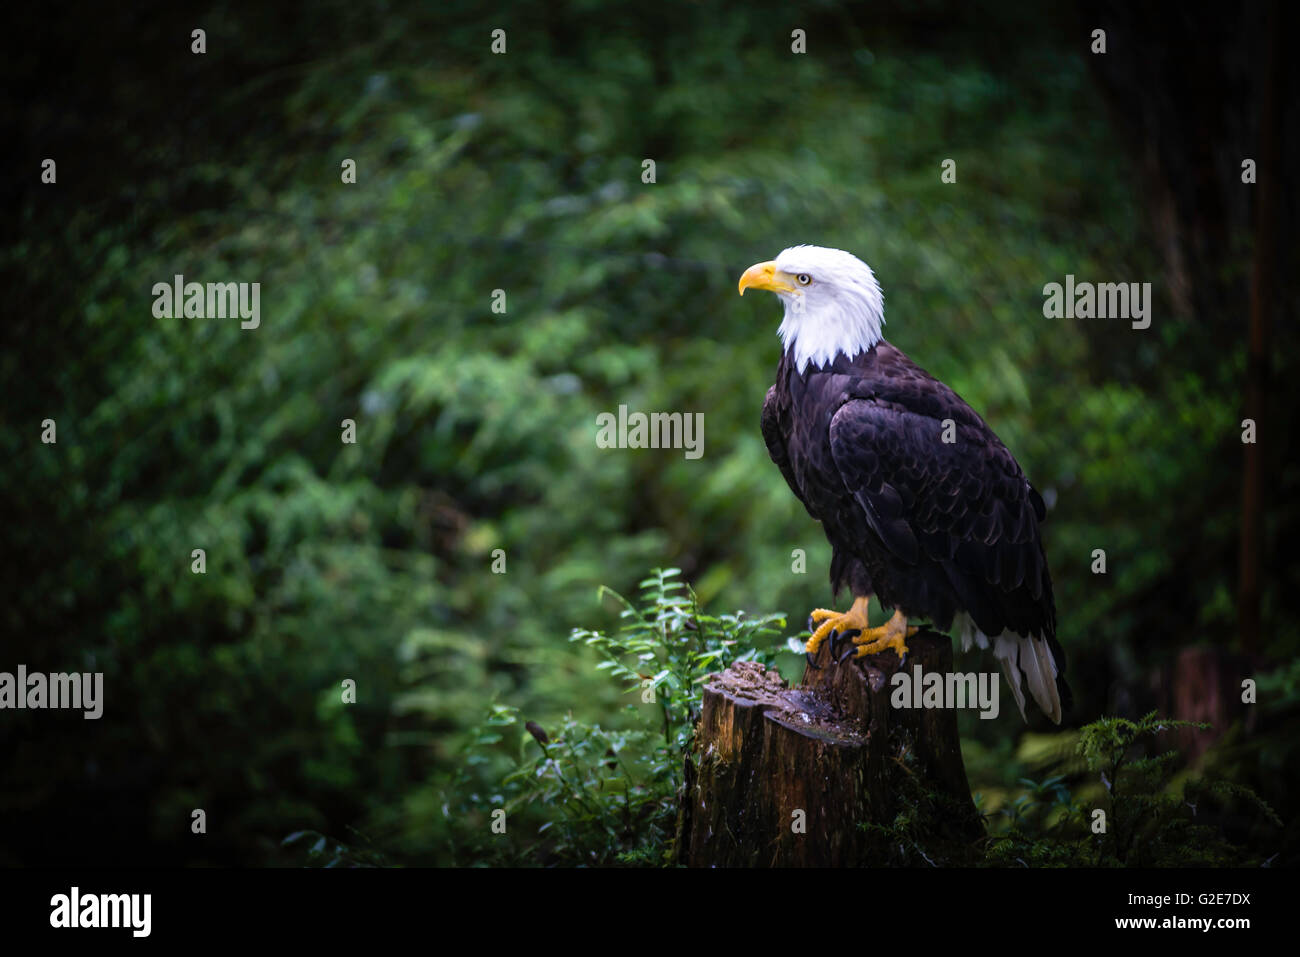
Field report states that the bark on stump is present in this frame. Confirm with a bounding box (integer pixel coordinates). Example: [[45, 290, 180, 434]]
[[675, 630, 983, 866]]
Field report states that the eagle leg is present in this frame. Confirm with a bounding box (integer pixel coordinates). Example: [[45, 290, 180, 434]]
[[849, 608, 918, 660], [805, 596, 872, 658]]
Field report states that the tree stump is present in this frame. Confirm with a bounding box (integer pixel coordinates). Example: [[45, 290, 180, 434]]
[[675, 630, 983, 866]]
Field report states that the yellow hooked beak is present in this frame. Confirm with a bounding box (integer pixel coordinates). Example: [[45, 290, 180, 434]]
[[738, 260, 796, 296]]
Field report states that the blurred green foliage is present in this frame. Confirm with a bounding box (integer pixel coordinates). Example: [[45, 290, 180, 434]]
[[3, 0, 1294, 865], [981, 712, 1280, 867]]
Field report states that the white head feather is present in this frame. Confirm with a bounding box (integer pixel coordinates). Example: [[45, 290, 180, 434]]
[[771, 245, 885, 374]]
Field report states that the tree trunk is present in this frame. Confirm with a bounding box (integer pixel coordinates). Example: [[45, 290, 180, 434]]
[[1157, 646, 1259, 763], [674, 630, 983, 867]]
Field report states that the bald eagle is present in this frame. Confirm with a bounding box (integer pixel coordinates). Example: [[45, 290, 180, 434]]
[[740, 245, 1071, 723]]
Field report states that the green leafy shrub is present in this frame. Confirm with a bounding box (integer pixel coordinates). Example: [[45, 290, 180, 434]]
[[438, 569, 785, 865]]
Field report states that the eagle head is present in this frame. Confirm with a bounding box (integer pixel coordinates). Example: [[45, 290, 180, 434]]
[[738, 245, 885, 374]]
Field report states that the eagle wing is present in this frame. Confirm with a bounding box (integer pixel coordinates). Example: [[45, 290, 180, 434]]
[[826, 394, 1052, 640], [762, 382, 813, 516]]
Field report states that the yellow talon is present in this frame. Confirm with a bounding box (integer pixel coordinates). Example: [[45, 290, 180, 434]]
[[805, 596, 873, 655], [850, 608, 917, 659]]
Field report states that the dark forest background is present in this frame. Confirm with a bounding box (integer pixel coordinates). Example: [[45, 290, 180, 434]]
[[2, 0, 1296, 866]]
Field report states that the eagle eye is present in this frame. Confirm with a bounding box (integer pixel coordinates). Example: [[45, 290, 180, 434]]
[[796, 273, 812, 286]]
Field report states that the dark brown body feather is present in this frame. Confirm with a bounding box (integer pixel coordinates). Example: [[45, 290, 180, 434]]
[[762, 340, 1071, 709]]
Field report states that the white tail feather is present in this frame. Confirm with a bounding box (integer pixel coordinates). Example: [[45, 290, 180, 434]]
[[993, 633, 1027, 720], [954, 614, 1061, 724], [1019, 635, 1062, 725]]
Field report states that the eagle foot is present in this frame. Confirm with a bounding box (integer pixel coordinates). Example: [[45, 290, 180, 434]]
[[849, 609, 917, 661], [805, 597, 872, 659]]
